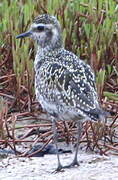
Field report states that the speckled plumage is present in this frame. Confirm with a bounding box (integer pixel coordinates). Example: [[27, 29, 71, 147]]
[[35, 47, 101, 121], [16, 14, 106, 171], [33, 15, 103, 122]]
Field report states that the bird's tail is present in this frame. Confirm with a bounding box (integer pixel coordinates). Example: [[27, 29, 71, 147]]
[[82, 108, 109, 122]]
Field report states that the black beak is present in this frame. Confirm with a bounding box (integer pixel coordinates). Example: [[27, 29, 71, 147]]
[[16, 31, 32, 39]]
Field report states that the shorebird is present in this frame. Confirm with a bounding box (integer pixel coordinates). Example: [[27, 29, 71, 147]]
[[16, 14, 106, 171]]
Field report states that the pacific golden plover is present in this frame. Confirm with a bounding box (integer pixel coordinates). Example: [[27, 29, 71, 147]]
[[16, 14, 106, 171]]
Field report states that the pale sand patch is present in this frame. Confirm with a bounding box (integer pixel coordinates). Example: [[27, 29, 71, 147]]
[[0, 150, 118, 180]]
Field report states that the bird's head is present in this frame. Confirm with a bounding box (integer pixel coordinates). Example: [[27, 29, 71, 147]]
[[16, 14, 63, 49]]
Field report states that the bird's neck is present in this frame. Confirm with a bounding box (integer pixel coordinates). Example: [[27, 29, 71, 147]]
[[34, 42, 63, 71], [37, 32, 63, 52], [37, 38, 63, 56]]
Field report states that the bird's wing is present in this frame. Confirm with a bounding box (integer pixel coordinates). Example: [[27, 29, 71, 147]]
[[42, 60, 99, 113]]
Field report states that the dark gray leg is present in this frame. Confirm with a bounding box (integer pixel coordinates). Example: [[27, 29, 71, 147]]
[[52, 119, 63, 171], [63, 121, 82, 168]]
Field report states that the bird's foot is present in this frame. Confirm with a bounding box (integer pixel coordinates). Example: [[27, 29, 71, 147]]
[[53, 164, 64, 173], [53, 159, 80, 173], [63, 160, 80, 169], [53, 161, 80, 173]]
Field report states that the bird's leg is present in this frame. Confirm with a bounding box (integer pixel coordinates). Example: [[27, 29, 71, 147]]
[[71, 121, 82, 166], [52, 119, 63, 171], [63, 121, 82, 168]]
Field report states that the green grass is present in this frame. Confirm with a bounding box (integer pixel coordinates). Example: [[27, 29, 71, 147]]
[[0, 0, 118, 111]]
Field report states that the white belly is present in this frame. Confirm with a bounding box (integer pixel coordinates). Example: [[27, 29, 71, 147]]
[[35, 89, 58, 114]]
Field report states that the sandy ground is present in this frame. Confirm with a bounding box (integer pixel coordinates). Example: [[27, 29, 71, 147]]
[[0, 150, 118, 180]]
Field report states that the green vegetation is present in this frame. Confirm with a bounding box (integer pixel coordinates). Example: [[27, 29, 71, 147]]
[[0, 0, 118, 112]]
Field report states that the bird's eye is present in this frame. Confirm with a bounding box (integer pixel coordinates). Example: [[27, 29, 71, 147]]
[[37, 25, 45, 32]]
